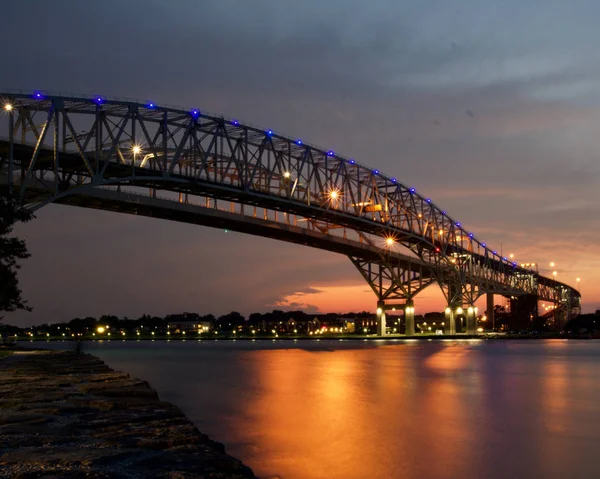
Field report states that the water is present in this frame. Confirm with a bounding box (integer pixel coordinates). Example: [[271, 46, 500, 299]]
[[25, 339, 600, 479]]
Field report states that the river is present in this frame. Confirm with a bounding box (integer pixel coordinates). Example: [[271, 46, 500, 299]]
[[25, 339, 600, 479]]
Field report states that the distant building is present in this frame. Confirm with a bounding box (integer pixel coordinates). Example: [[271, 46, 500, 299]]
[[345, 319, 356, 333], [167, 320, 211, 333]]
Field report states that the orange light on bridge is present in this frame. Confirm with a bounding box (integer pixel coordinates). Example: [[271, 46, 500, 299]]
[[132, 144, 142, 156], [328, 188, 341, 202], [552, 271, 557, 278], [283, 171, 291, 179], [3, 103, 13, 112], [385, 237, 395, 247]]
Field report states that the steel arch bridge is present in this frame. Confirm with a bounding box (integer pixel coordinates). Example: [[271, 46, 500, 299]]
[[0, 91, 580, 335]]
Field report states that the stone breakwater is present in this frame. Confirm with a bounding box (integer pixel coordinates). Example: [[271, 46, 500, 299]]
[[0, 350, 256, 478]]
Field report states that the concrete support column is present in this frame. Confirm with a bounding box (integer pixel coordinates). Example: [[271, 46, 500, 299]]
[[405, 300, 415, 336], [553, 307, 565, 330], [466, 306, 477, 335], [376, 301, 386, 336], [565, 308, 573, 326], [444, 307, 456, 336], [486, 293, 495, 331]]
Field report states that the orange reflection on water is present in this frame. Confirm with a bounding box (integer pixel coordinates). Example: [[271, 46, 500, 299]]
[[231, 348, 413, 479], [423, 344, 472, 371], [225, 345, 485, 479], [541, 360, 569, 414]]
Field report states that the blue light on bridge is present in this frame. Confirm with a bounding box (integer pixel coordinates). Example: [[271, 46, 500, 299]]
[[191, 109, 200, 117], [512, 262, 517, 266], [482, 243, 486, 247], [327, 150, 334, 156], [349, 159, 355, 164], [442, 211, 446, 215], [468, 233, 474, 238], [455, 222, 461, 227], [426, 198, 432, 203], [493, 250, 497, 254], [391, 178, 397, 183], [232, 120, 239, 125], [267, 130, 273, 136], [95, 96, 104, 104], [374, 169, 379, 174], [296, 139, 302, 145], [409, 188, 416, 193], [503, 257, 508, 261], [33, 91, 44, 100], [147, 102, 156, 109]]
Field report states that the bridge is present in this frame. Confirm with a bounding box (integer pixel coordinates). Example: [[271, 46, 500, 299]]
[[0, 91, 581, 335]]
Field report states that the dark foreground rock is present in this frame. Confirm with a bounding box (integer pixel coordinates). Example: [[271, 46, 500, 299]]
[[0, 351, 256, 478]]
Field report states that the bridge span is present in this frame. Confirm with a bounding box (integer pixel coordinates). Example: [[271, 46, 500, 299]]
[[0, 91, 580, 334]]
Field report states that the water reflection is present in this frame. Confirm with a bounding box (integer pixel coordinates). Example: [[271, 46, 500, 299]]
[[222, 345, 490, 479], [26, 340, 600, 479]]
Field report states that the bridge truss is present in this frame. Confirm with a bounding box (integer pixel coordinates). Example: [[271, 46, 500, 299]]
[[0, 91, 581, 333]]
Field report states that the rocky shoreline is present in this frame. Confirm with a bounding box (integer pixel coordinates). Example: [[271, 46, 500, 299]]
[[0, 350, 256, 478]]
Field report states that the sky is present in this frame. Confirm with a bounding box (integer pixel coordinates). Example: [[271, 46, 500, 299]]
[[2, 0, 600, 326]]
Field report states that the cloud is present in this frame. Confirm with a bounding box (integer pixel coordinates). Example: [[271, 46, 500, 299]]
[[268, 297, 323, 314], [290, 287, 324, 296]]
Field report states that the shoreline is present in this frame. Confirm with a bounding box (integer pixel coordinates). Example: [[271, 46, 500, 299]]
[[0, 350, 256, 478], [13, 333, 600, 342]]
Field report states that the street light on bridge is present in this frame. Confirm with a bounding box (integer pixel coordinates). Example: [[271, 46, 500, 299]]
[[3, 103, 12, 112], [132, 144, 142, 156], [327, 188, 342, 206]]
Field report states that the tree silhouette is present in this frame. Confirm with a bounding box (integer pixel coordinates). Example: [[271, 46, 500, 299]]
[[0, 196, 33, 318]]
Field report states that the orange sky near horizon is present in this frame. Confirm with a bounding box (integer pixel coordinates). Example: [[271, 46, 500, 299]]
[[274, 283, 498, 316]]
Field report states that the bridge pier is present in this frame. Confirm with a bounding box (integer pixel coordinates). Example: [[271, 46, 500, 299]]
[[444, 307, 456, 336], [486, 293, 495, 331], [465, 306, 477, 335], [376, 301, 386, 336], [553, 307, 567, 330], [404, 300, 415, 336]]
